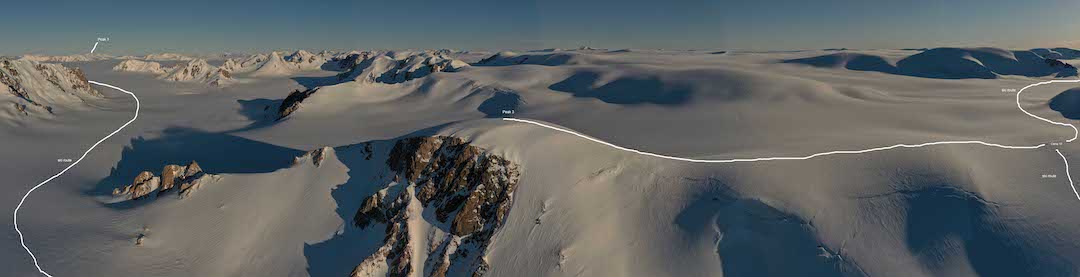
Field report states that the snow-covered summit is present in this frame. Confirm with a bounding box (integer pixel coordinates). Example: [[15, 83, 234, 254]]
[[160, 59, 233, 87], [339, 50, 469, 84], [113, 60, 169, 75]]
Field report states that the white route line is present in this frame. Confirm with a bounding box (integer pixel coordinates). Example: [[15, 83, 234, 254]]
[[502, 79, 1079, 163], [501, 78, 1080, 202], [503, 118, 1044, 163], [13, 81, 139, 277], [10, 74, 1080, 276], [1055, 149, 1080, 201], [90, 42, 99, 54], [1016, 80, 1080, 142]]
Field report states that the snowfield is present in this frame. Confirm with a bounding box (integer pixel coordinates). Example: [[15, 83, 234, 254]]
[[5, 48, 1080, 276]]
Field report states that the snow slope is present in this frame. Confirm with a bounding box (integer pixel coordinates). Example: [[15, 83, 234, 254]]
[[0, 59, 102, 118], [159, 59, 233, 87], [6, 48, 1080, 277], [785, 47, 1079, 79], [250, 52, 298, 77]]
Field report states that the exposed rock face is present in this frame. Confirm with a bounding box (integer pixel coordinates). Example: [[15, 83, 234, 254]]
[[1046, 58, 1078, 77], [220, 58, 242, 72], [113, 60, 169, 75], [0, 59, 101, 115], [237, 53, 269, 71], [276, 87, 318, 120], [32, 62, 99, 96], [331, 51, 369, 71], [294, 146, 332, 167], [112, 171, 159, 200], [285, 50, 327, 70], [350, 190, 415, 277], [112, 161, 215, 200], [350, 136, 520, 277], [160, 59, 233, 86], [340, 51, 469, 84]]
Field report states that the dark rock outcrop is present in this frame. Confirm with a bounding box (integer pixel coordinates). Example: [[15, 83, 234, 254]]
[[331, 52, 369, 71], [350, 136, 520, 276], [350, 191, 415, 277], [112, 161, 213, 200], [294, 147, 331, 167], [277, 87, 318, 120]]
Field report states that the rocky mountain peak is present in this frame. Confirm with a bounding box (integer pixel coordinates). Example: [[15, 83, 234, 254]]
[[160, 59, 233, 87], [339, 51, 469, 84], [350, 136, 520, 277]]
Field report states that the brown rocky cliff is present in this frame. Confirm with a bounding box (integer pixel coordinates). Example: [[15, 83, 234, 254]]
[[351, 136, 520, 276], [112, 161, 212, 200], [277, 88, 318, 120]]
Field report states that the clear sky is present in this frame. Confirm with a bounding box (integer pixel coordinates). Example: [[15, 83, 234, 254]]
[[4, 0, 1080, 55]]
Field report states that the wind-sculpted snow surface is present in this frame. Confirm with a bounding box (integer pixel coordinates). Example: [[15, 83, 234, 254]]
[[785, 47, 1079, 79], [1051, 88, 1080, 120]]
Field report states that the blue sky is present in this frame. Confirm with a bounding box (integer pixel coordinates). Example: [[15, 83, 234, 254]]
[[4, 0, 1080, 55]]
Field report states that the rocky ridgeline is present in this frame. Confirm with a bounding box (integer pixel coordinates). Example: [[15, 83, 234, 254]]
[[1041, 57, 1075, 71], [331, 51, 369, 71], [161, 59, 233, 87], [285, 50, 326, 70], [113, 60, 168, 75], [351, 136, 520, 277], [112, 161, 218, 200], [236, 53, 269, 71], [112, 58, 234, 87], [276, 87, 318, 120], [1, 58, 101, 115], [339, 51, 469, 84]]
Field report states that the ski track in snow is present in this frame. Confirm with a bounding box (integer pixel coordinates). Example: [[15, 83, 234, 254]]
[[11, 77, 1080, 276], [13, 81, 140, 277]]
